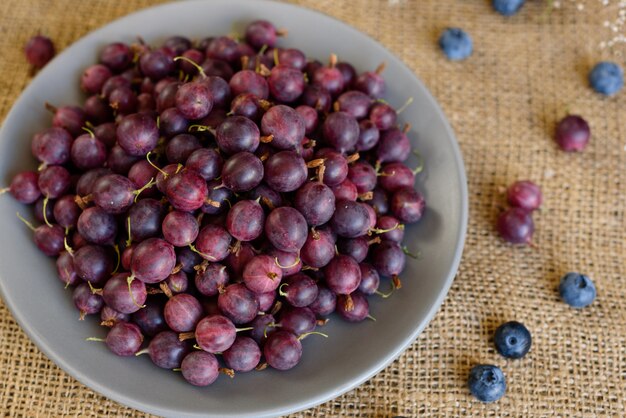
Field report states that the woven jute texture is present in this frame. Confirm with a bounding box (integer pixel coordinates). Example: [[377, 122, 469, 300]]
[[1, 0, 625, 416]]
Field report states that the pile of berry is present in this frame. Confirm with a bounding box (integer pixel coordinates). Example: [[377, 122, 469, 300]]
[[7, 20, 426, 386]]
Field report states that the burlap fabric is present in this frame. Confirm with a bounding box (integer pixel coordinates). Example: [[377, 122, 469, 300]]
[[1, 0, 625, 416]]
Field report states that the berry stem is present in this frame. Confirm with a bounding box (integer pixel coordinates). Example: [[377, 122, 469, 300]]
[[270, 300, 282, 316], [88, 281, 103, 295], [346, 153, 360, 164], [188, 244, 217, 261], [235, 326, 254, 332], [127, 276, 145, 308], [0, 187, 9, 195], [260, 134, 274, 143], [125, 216, 132, 247], [146, 152, 168, 177], [263, 322, 281, 338], [368, 236, 381, 245], [170, 264, 182, 275], [258, 64, 271, 76], [300, 265, 318, 271], [375, 287, 394, 298], [173, 56, 207, 78], [344, 294, 354, 312], [261, 196, 275, 210], [316, 164, 326, 184], [396, 97, 414, 114], [44, 101, 58, 114], [160, 282, 174, 298], [204, 198, 221, 208], [135, 348, 149, 356], [411, 149, 424, 175], [219, 368, 235, 378], [278, 282, 289, 297], [63, 236, 74, 256], [274, 256, 300, 269], [85, 337, 105, 342], [229, 240, 241, 255], [133, 177, 157, 202], [112, 244, 121, 275], [273, 48, 280, 67], [81, 126, 95, 138], [298, 331, 329, 341], [392, 275, 403, 289], [43, 196, 52, 226], [178, 332, 195, 341], [375, 62, 386, 75], [369, 222, 401, 235], [358, 191, 373, 201], [240, 55, 250, 70], [188, 124, 215, 134], [306, 158, 325, 169], [402, 245, 420, 259], [328, 53, 338, 68], [74, 194, 89, 210], [258, 99, 272, 111], [16, 212, 36, 231]]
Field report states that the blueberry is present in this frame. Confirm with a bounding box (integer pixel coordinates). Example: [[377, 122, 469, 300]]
[[468, 364, 506, 403], [438, 28, 473, 61], [589, 61, 624, 96], [493, 0, 526, 16], [494, 321, 531, 359], [559, 272, 596, 308]]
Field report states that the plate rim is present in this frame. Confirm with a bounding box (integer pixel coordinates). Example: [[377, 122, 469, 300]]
[[0, 1, 468, 416]]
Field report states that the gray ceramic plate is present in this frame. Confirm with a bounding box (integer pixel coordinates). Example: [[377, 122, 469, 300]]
[[0, 1, 467, 416]]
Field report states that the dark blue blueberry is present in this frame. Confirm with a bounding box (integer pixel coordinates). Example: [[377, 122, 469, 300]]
[[589, 61, 624, 96], [468, 364, 506, 403], [494, 321, 531, 359], [438, 28, 473, 61], [493, 0, 526, 16], [559, 272, 596, 308]]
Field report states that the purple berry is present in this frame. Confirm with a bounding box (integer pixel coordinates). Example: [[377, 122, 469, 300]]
[[507, 181, 542, 211], [264, 330, 302, 371], [555, 115, 590, 152], [222, 336, 261, 372], [497, 207, 534, 245], [25, 35, 55, 68], [181, 351, 219, 386], [390, 187, 425, 223]]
